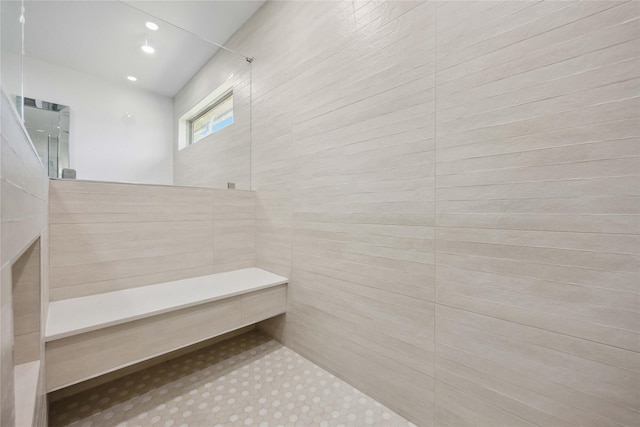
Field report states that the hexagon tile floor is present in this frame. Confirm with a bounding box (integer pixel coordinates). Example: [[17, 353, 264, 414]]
[[49, 330, 417, 427]]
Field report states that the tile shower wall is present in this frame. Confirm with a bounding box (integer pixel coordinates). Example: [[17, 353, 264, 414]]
[[0, 92, 49, 426], [49, 180, 255, 300], [433, 2, 639, 426], [173, 54, 252, 190], [176, 1, 639, 425], [11, 240, 41, 366], [288, 1, 437, 422]]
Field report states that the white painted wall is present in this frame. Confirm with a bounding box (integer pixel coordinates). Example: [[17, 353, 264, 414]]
[[21, 56, 173, 185]]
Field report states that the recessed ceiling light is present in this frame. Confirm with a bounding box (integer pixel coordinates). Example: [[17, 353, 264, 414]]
[[141, 44, 155, 54], [145, 21, 159, 31], [127, 76, 137, 82]]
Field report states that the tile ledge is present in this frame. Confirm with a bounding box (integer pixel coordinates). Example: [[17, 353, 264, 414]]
[[14, 360, 41, 427]]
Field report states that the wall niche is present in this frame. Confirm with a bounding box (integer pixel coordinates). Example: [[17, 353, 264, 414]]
[[11, 237, 43, 426]]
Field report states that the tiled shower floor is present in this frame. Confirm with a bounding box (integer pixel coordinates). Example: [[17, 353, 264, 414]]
[[49, 331, 416, 427]]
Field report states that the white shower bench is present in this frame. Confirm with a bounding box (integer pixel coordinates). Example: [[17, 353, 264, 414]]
[[44, 268, 287, 392]]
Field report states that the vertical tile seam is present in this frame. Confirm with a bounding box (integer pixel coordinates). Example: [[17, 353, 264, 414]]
[[250, 60, 254, 193], [433, 2, 438, 426], [211, 189, 216, 271], [253, 189, 257, 268], [288, 10, 295, 293], [248, 53, 256, 268], [47, 181, 52, 300]]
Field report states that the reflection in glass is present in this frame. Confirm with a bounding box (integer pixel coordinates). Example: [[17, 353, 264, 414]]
[[19, 1, 257, 188], [22, 97, 70, 178], [1, 0, 25, 119]]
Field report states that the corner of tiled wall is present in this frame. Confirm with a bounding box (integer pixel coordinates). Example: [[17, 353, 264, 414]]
[[216, 1, 640, 426]]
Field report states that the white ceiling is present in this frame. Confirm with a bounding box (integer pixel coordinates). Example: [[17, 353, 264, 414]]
[[21, 1, 265, 97]]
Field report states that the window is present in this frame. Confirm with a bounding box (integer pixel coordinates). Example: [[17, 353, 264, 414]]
[[189, 90, 233, 145]]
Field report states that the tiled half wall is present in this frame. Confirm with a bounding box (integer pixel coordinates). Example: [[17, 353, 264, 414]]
[[48, 180, 256, 300]]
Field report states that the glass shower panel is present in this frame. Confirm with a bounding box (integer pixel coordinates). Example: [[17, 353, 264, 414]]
[[1, 0, 25, 118], [47, 135, 59, 178]]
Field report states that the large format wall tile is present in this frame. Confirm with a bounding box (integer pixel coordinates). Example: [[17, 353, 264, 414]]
[[11, 240, 40, 365], [212, 188, 256, 272], [49, 181, 215, 300], [434, 1, 639, 426], [252, 86, 294, 278], [287, 1, 436, 423], [49, 180, 256, 300], [240, 1, 295, 281], [179, 1, 639, 425], [0, 92, 49, 427], [1, 97, 48, 270], [173, 54, 252, 190]]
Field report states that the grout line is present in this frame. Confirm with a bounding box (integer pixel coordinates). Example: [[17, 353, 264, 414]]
[[436, 1, 633, 79], [433, 3, 438, 426], [435, 299, 638, 355]]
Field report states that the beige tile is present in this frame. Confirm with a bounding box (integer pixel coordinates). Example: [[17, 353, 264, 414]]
[[162, 1, 640, 425], [49, 250, 214, 288], [436, 97, 638, 149], [46, 297, 244, 391], [437, 4, 638, 93], [13, 332, 40, 365], [437, 157, 639, 189], [438, 1, 628, 74], [437, 270, 639, 352], [437, 118, 639, 162], [1, 92, 48, 427], [212, 191, 256, 272], [436, 196, 640, 217], [173, 53, 252, 190], [439, 249, 638, 291], [437, 239, 639, 273], [438, 263, 638, 313], [287, 311, 435, 425], [435, 380, 541, 427], [288, 270, 435, 368], [436, 175, 639, 203], [437, 1, 569, 62], [0, 265, 15, 427], [50, 238, 213, 268], [0, 141, 47, 201], [438, 58, 639, 124], [439, 79, 639, 136], [50, 179, 210, 198], [241, 285, 287, 324], [45, 280, 288, 393], [2, 221, 47, 269], [212, 260, 255, 274], [437, 314, 639, 410], [440, 38, 639, 114], [49, 265, 215, 301], [435, 307, 639, 426], [47, 181, 257, 299]]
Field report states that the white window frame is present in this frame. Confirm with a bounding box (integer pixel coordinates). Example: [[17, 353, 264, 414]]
[[178, 82, 233, 151], [188, 90, 233, 145]]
